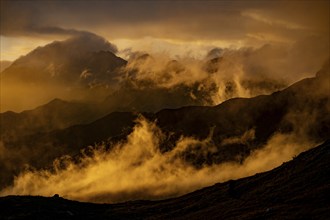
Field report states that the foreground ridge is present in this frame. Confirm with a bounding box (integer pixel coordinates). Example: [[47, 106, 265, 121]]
[[1, 140, 329, 220]]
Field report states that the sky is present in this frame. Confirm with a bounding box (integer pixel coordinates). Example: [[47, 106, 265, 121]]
[[0, 0, 329, 61]]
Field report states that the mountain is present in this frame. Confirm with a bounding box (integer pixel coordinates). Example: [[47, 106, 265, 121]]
[[1, 33, 287, 113], [1, 140, 329, 219], [1, 63, 328, 188], [1, 33, 288, 113], [112, 54, 286, 113], [2, 33, 125, 85], [0, 98, 107, 143], [0, 109, 137, 187], [0, 60, 12, 72], [153, 63, 329, 159], [0, 33, 126, 112], [102, 82, 213, 113]]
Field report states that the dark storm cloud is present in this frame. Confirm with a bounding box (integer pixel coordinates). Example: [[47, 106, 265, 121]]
[[2, 0, 245, 38], [0, 0, 91, 37], [2, 0, 327, 42]]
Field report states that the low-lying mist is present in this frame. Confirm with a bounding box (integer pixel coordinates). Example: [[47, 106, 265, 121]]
[[1, 33, 328, 113], [0, 116, 315, 203]]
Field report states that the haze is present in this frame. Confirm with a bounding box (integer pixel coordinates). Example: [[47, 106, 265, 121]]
[[0, 0, 329, 206], [1, 0, 329, 60]]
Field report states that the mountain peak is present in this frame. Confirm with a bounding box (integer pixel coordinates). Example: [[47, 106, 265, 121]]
[[24, 33, 117, 60], [2, 33, 125, 86], [61, 33, 118, 54]]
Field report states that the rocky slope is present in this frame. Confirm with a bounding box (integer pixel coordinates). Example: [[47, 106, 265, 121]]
[[1, 140, 329, 220]]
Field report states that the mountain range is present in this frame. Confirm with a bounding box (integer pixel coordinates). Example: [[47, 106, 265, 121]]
[[0, 33, 329, 217], [1, 58, 328, 188], [1, 33, 287, 113]]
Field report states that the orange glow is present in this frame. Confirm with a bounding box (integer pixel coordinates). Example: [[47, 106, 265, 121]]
[[0, 36, 61, 61]]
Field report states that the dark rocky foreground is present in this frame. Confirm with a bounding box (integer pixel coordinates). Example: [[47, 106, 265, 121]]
[[1, 140, 329, 220]]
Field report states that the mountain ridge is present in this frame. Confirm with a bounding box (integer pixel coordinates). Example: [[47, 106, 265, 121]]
[[1, 140, 329, 219], [1, 66, 328, 189]]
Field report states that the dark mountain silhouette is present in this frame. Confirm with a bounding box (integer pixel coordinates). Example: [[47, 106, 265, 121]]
[[0, 33, 127, 112], [0, 110, 137, 187], [103, 81, 214, 113], [153, 64, 329, 162], [1, 63, 328, 188], [0, 99, 108, 143], [2, 33, 125, 85], [1, 140, 329, 219]]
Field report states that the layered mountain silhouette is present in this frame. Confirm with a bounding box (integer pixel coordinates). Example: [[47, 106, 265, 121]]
[[1, 140, 329, 219], [1, 33, 288, 113], [1, 61, 328, 188], [0, 33, 329, 217], [1, 99, 107, 143]]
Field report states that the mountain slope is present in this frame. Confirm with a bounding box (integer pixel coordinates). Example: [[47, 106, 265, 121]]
[[1, 140, 329, 219], [0, 110, 137, 188], [1, 64, 328, 190], [154, 65, 330, 156], [0, 99, 108, 143], [0, 60, 12, 72], [2, 33, 124, 85], [0, 33, 126, 112]]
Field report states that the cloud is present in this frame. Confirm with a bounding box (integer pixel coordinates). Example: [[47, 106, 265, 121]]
[[0, 0, 328, 204], [2, 32, 327, 112], [116, 36, 328, 107], [242, 10, 307, 30], [0, 116, 317, 203], [62, 32, 118, 53], [0, 59, 327, 202], [1, 0, 328, 63], [1, 0, 328, 44]]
